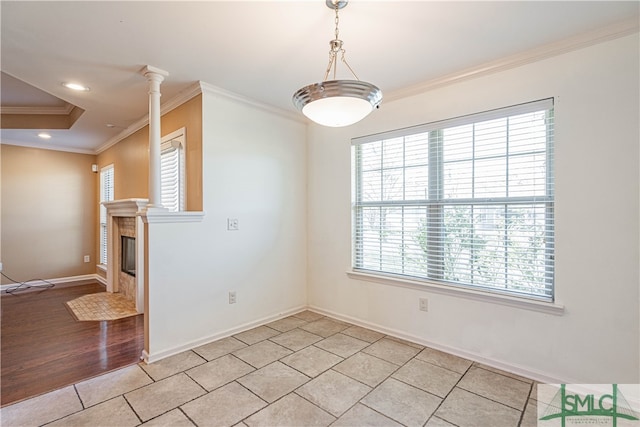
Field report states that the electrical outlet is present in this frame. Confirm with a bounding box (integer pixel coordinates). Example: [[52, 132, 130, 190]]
[[229, 291, 237, 304], [227, 218, 239, 231], [0, 261, 3, 272], [83, 255, 90, 263], [419, 298, 428, 312]]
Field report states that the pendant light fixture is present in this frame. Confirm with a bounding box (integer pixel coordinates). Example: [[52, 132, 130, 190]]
[[292, 0, 382, 127]]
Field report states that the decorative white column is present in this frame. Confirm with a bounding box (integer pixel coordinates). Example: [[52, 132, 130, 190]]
[[140, 65, 169, 209]]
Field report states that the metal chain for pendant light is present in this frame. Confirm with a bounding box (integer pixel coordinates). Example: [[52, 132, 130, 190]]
[[323, 1, 360, 82], [334, 2, 340, 41]]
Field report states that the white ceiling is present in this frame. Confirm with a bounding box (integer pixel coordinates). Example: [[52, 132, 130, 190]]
[[1, 1, 638, 154]]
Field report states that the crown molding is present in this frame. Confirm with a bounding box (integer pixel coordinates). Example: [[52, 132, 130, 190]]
[[82, 17, 640, 155], [199, 81, 305, 124], [0, 139, 96, 155], [95, 81, 203, 154], [162, 81, 203, 116], [385, 17, 639, 103], [0, 103, 76, 115], [96, 80, 305, 155]]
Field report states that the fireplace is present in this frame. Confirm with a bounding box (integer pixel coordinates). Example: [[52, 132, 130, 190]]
[[102, 198, 148, 314], [121, 236, 136, 277]]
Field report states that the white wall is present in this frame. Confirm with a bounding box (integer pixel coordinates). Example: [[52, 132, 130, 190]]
[[145, 89, 307, 360], [307, 33, 640, 383]]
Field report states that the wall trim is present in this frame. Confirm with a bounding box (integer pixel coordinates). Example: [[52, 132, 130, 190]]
[[97, 76, 307, 155], [308, 305, 574, 385], [142, 208, 206, 224], [95, 274, 107, 286], [0, 103, 76, 116], [1, 274, 105, 293], [199, 81, 305, 125], [95, 81, 203, 155], [143, 305, 307, 363], [11, 19, 635, 156], [141, 301, 570, 383], [385, 17, 639, 103], [0, 140, 96, 155]]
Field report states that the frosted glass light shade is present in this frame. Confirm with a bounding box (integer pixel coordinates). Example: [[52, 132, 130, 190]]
[[303, 96, 372, 127], [293, 80, 382, 127]]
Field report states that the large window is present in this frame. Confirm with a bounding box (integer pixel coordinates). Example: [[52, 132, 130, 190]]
[[352, 99, 554, 300], [99, 164, 114, 265], [160, 129, 186, 212]]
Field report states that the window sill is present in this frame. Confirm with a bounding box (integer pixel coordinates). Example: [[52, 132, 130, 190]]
[[346, 270, 565, 316], [96, 264, 107, 272]]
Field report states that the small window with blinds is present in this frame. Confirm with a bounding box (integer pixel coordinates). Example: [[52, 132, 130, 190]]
[[160, 129, 186, 212], [100, 164, 114, 265], [352, 99, 555, 300]]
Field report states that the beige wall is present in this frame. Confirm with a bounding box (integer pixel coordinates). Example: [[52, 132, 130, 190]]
[[96, 94, 202, 210], [0, 144, 97, 284], [96, 126, 149, 200], [0, 95, 202, 285], [162, 95, 202, 211], [96, 95, 203, 265]]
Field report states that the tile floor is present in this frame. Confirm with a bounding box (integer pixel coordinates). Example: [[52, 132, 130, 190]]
[[0, 311, 539, 427], [65, 292, 138, 321]]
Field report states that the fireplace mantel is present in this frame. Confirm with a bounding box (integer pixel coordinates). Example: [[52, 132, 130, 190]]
[[104, 198, 149, 314], [102, 198, 149, 217]]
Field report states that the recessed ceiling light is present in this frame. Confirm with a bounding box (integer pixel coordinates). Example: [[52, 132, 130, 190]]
[[62, 82, 90, 91], [38, 132, 52, 139], [106, 123, 127, 129]]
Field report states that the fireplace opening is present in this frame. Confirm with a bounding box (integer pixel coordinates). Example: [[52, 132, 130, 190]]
[[121, 236, 136, 277]]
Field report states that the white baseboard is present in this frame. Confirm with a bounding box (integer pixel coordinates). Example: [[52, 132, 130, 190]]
[[4, 279, 563, 385], [308, 304, 568, 385], [1, 274, 105, 293], [143, 302, 565, 384], [95, 274, 107, 286], [143, 305, 308, 364]]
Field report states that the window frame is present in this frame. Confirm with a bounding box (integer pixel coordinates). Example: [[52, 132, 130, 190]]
[[160, 128, 186, 212], [351, 99, 557, 308], [99, 164, 114, 266]]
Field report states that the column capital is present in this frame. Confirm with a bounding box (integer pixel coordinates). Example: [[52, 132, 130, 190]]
[[139, 65, 169, 80]]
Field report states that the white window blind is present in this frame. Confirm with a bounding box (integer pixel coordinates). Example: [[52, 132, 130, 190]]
[[99, 165, 114, 265], [352, 99, 555, 300], [160, 133, 185, 212]]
